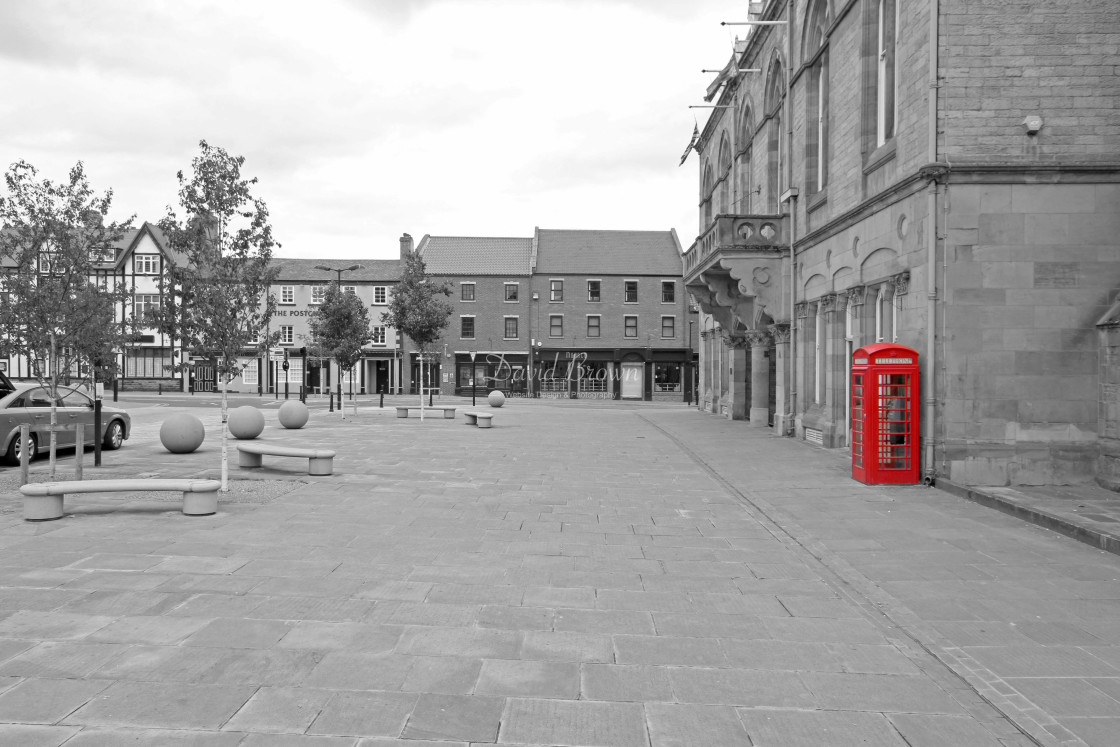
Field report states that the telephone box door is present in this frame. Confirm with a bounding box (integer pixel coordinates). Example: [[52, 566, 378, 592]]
[[851, 343, 920, 485]]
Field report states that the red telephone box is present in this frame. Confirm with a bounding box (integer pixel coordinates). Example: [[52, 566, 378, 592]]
[[851, 343, 920, 484]]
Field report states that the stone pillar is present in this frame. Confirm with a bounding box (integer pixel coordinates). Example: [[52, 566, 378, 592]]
[[698, 330, 710, 411], [1098, 306, 1120, 491], [728, 335, 748, 420], [794, 302, 809, 433], [746, 331, 771, 426], [771, 324, 791, 435], [819, 293, 838, 445]]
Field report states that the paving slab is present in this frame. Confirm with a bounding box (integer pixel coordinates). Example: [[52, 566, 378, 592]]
[[1, 397, 1120, 744]]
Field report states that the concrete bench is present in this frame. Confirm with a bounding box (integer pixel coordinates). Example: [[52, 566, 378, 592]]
[[463, 411, 494, 428], [20, 479, 222, 522], [396, 406, 457, 419], [237, 443, 336, 475]]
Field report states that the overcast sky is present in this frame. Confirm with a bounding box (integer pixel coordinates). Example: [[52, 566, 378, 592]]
[[2, 0, 746, 259]]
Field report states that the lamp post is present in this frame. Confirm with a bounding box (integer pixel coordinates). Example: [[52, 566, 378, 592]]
[[688, 320, 694, 406], [470, 350, 477, 407], [313, 264, 361, 413]]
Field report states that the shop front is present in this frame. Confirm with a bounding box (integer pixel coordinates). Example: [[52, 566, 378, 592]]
[[453, 353, 529, 397]]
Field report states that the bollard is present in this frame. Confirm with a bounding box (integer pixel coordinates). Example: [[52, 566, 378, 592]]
[[379, 392, 384, 409], [75, 423, 84, 480], [329, 392, 334, 413], [19, 424, 30, 486], [113, 379, 119, 402], [158, 383, 162, 395]]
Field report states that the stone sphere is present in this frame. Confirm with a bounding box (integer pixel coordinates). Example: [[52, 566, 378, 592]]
[[278, 400, 310, 429], [160, 413, 205, 453], [487, 390, 506, 408], [227, 406, 265, 439]]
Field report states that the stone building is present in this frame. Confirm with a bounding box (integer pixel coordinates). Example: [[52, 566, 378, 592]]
[[682, 0, 1119, 487]]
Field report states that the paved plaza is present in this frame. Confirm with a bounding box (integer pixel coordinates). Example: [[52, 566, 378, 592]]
[[0, 397, 1119, 746]]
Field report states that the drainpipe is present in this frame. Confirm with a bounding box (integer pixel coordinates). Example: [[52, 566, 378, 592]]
[[786, 0, 797, 436], [923, 0, 940, 484]]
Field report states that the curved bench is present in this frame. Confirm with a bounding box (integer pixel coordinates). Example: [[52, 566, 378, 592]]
[[20, 479, 222, 522], [396, 406, 457, 419], [237, 443, 336, 476], [463, 411, 494, 428]]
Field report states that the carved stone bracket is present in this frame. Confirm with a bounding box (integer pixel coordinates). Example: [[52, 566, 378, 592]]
[[795, 302, 809, 320], [727, 333, 749, 350], [835, 292, 849, 312], [893, 271, 911, 296], [770, 323, 791, 344], [818, 293, 837, 314], [745, 330, 771, 348], [847, 285, 865, 307]]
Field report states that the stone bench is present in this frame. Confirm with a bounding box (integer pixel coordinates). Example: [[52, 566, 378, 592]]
[[237, 443, 336, 476], [463, 411, 494, 428], [396, 406, 457, 419], [20, 479, 222, 522]]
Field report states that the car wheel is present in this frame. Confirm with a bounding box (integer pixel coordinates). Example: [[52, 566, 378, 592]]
[[103, 420, 124, 451], [5, 432, 38, 465]]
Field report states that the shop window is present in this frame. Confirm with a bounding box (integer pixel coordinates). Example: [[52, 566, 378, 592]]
[[654, 363, 682, 393], [624, 315, 638, 338], [242, 360, 258, 385], [587, 315, 601, 337]]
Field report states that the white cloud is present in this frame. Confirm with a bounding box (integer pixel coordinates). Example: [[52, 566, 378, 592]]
[[0, 0, 743, 258]]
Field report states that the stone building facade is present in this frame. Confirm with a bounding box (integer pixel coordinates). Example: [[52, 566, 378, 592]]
[[683, 0, 1120, 487]]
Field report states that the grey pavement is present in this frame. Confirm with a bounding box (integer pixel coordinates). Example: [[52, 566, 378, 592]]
[[0, 397, 1118, 745]]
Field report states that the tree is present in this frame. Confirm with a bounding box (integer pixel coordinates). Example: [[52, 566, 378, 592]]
[[308, 283, 370, 419], [150, 141, 279, 490], [379, 250, 451, 419], [0, 160, 136, 477]]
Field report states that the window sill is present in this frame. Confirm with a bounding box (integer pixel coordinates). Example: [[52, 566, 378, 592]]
[[863, 139, 897, 174], [806, 188, 828, 214]]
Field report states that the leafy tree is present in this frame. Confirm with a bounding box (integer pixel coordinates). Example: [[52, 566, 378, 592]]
[[0, 160, 136, 476], [308, 283, 371, 419], [150, 141, 279, 490], [380, 250, 451, 417]]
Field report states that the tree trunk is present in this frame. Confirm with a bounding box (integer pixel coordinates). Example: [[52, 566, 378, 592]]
[[49, 333, 58, 479], [419, 352, 425, 422]]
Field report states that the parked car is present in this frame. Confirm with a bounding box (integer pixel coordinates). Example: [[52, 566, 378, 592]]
[[0, 381, 131, 465]]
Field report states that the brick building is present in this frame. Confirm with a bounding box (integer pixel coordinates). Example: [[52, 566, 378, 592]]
[[404, 229, 699, 401], [683, 0, 1120, 487], [408, 233, 534, 397]]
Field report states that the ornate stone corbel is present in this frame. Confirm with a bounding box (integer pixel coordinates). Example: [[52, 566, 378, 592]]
[[818, 293, 837, 314], [795, 302, 808, 320], [727, 333, 749, 349], [893, 271, 911, 296], [835, 292, 849, 312], [847, 285, 865, 308], [745, 330, 771, 349], [770, 323, 791, 344]]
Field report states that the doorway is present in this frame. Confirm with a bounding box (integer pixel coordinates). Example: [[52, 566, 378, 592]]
[[621, 362, 643, 399]]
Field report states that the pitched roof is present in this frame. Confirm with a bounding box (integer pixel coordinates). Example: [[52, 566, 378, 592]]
[[270, 258, 401, 283], [416, 235, 533, 276], [534, 229, 683, 275]]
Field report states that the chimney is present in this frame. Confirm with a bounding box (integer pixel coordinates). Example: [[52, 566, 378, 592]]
[[399, 233, 413, 260]]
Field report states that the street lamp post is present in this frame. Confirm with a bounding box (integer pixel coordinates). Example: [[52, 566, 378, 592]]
[[470, 350, 477, 407], [688, 320, 694, 406], [314, 264, 362, 414]]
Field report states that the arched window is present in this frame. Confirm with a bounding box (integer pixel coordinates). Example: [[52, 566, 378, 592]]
[[803, 0, 830, 193], [717, 135, 732, 215], [876, 0, 897, 146], [764, 58, 784, 213], [738, 105, 754, 212]]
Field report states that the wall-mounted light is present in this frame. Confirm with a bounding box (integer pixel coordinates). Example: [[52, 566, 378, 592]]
[[1022, 115, 1043, 136]]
